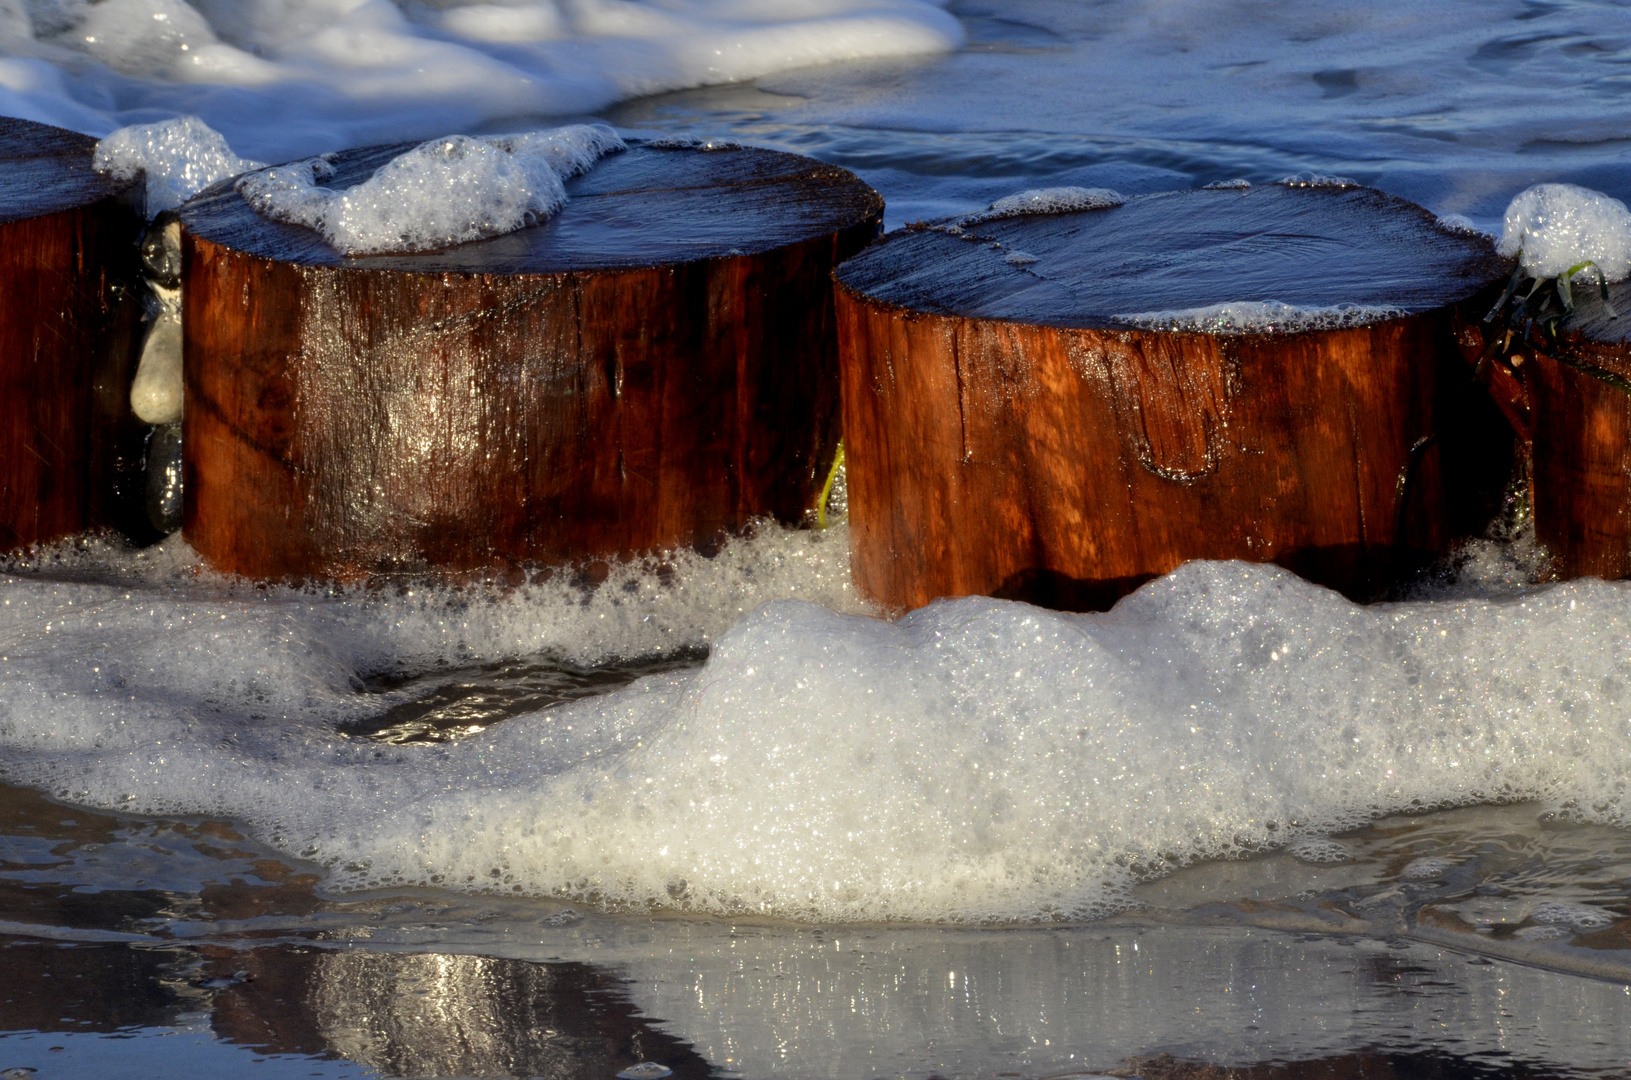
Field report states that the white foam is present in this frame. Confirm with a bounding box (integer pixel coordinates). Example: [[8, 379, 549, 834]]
[[1113, 300, 1407, 334], [236, 124, 623, 255], [1498, 183, 1631, 282], [93, 115, 264, 213], [5, 553, 1631, 923], [1203, 179, 1252, 190], [0, 0, 961, 163], [969, 186, 1124, 222]]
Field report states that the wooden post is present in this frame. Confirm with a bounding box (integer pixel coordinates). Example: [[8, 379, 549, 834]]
[[1457, 281, 1631, 579], [0, 117, 146, 552], [179, 142, 882, 581], [836, 184, 1515, 613]]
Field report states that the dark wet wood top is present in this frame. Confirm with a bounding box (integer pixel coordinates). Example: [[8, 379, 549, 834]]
[[0, 116, 132, 224], [835, 184, 1511, 330], [181, 141, 883, 273], [1562, 279, 1631, 345]]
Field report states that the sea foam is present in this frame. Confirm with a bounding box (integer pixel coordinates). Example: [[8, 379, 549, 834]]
[[2, 538, 1630, 923], [0, 0, 962, 164], [93, 115, 264, 213], [1499, 183, 1631, 282], [236, 124, 624, 254]]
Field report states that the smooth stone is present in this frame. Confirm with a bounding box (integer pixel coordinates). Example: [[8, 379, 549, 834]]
[[130, 309, 182, 425], [145, 422, 182, 534]]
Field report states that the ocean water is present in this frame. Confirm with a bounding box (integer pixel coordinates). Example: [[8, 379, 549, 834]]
[[6, 2, 1631, 1077]]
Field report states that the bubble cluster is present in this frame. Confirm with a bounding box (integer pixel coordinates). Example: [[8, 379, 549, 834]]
[[1498, 182, 1631, 282], [968, 186, 1125, 223], [1287, 838, 1351, 864], [1529, 901, 1615, 930]]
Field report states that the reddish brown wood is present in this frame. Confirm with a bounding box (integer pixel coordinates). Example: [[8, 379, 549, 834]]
[[835, 185, 1514, 613], [0, 117, 146, 552], [1456, 282, 1631, 579], [179, 142, 882, 580]]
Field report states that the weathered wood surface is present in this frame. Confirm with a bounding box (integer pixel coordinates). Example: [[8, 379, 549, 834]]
[[0, 117, 147, 552], [179, 142, 882, 581], [836, 184, 1515, 613], [1456, 280, 1631, 579]]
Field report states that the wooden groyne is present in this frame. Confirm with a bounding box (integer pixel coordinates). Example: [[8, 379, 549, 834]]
[[178, 142, 882, 581], [1457, 277, 1631, 579], [0, 117, 146, 553], [835, 184, 1516, 612]]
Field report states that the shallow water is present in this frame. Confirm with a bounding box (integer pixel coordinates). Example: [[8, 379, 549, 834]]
[[7, 0, 1631, 1075], [4, 780, 1631, 1078], [3, 523, 1631, 1075]]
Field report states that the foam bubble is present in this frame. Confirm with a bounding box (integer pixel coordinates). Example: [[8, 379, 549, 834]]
[[1113, 300, 1407, 334], [1203, 179, 1252, 190], [1498, 183, 1631, 282], [236, 124, 624, 255], [93, 115, 264, 213]]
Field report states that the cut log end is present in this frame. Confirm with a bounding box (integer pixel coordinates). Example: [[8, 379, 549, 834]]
[[837, 184, 1515, 613], [180, 143, 883, 582]]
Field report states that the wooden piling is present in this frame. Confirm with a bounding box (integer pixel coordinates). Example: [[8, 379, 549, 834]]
[[0, 117, 146, 552], [178, 142, 882, 581], [1456, 280, 1631, 579], [835, 184, 1515, 613]]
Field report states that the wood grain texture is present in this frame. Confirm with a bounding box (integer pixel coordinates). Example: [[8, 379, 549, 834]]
[[0, 117, 146, 553], [180, 143, 882, 580], [836, 185, 1514, 613], [1456, 280, 1631, 579]]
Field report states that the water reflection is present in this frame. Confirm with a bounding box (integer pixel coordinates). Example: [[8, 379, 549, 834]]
[[4, 782, 1631, 1078], [0, 939, 712, 1080], [204, 949, 712, 1079], [0, 942, 180, 1034]]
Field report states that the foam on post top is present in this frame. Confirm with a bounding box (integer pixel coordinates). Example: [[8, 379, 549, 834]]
[[236, 125, 625, 256], [1114, 300, 1408, 334], [93, 116, 264, 214], [1499, 183, 1631, 282], [966, 186, 1125, 223]]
